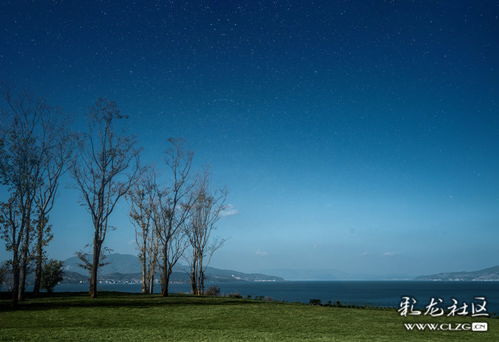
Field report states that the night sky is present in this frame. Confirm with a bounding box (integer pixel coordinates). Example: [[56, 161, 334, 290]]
[[1, 1, 499, 279]]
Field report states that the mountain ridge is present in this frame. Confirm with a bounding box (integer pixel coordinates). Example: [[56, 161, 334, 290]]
[[416, 265, 499, 281], [62, 253, 284, 283]]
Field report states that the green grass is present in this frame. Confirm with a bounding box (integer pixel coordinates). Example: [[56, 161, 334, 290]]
[[0, 292, 497, 341]]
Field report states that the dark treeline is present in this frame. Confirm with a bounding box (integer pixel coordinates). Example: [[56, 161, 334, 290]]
[[0, 87, 228, 307]]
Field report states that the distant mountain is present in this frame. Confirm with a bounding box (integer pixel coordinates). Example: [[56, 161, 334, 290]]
[[62, 253, 284, 283], [264, 268, 350, 281], [416, 266, 499, 281], [61, 271, 88, 283], [264, 268, 413, 281], [64, 254, 141, 274]]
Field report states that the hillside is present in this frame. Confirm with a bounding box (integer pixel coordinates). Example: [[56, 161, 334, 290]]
[[416, 265, 499, 281], [2, 293, 497, 341], [62, 253, 284, 283]]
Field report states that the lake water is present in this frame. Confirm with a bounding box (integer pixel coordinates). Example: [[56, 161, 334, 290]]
[[55, 281, 499, 314]]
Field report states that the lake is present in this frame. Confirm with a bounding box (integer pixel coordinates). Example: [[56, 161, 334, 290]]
[[54, 281, 499, 314]]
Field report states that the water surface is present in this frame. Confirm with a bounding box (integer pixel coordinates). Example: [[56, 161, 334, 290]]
[[54, 280, 499, 313]]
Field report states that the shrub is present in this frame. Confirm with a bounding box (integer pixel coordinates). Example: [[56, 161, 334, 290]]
[[228, 292, 242, 299], [205, 286, 221, 296], [41, 259, 64, 293], [0, 262, 8, 288], [309, 299, 321, 305]]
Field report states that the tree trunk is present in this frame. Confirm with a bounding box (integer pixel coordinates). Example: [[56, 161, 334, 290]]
[[141, 252, 148, 294], [190, 254, 198, 295], [11, 250, 19, 308], [200, 269, 205, 295], [18, 262, 26, 301], [32, 222, 44, 296], [161, 259, 170, 297], [162, 272, 170, 297], [198, 254, 205, 295], [90, 239, 101, 298], [147, 262, 156, 294], [18, 207, 32, 301], [149, 273, 155, 294], [160, 247, 170, 297], [18, 240, 30, 300]]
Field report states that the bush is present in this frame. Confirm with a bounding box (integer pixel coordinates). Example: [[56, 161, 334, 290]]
[[0, 262, 8, 287], [309, 299, 321, 305], [41, 259, 64, 293], [228, 292, 242, 299], [205, 286, 221, 296]]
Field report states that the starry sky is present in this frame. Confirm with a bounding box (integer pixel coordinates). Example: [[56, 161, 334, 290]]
[[1, 1, 499, 279]]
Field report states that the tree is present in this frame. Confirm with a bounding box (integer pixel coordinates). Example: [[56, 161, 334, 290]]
[[0, 196, 24, 306], [71, 98, 140, 298], [0, 88, 52, 305], [32, 112, 73, 296], [41, 259, 64, 293], [156, 138, 194, 297], [186, 172, 226, 295], [128, 168, 159, 294]]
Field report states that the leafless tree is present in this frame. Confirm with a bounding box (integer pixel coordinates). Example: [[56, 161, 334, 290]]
[[0, 88, 55, 305], [186, 172, 226, 295], [156, 138, 194, 297], [31, 114, 74, 295], [71, 98, 140, 298], [128, 168, 159, 294], [0, 196, 24, 307]]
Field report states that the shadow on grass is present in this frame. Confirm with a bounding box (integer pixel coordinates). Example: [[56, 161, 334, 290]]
[[0, 291, 264, 312]]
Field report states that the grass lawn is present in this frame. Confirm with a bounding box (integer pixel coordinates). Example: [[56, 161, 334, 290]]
[[0, 292, 497, 341]]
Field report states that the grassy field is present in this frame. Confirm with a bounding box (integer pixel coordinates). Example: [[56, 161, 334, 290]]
[[0, 292, 497, 341]]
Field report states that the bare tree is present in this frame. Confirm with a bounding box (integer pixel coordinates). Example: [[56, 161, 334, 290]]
[[156, 138, 194, 297], [128, 168, 159, 294], [0, 196, 24, 307], [75, 247, 110, 281], [32, 116, 73, 295], [186, 172, 226, 295], [0, 88, 54, 305], [71, 98, 140, 298]]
